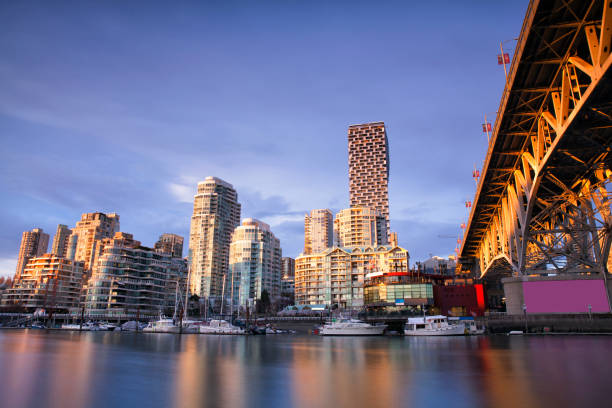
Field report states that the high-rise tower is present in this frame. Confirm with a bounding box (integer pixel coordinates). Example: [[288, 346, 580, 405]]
[[229, 218, 282, 307], [189, 177, 241, 300], [68, 212, 119, 271], [51, 224, 72, 257], [15, 228, 49, 280], [348, 122, 390, 234], [304, 209, 333, 254]]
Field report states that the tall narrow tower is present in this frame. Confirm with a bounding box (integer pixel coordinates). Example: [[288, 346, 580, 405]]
[[348, 122, 390, 234], [304, 209, 333, 254], [189, 177, 241, 300], [15, 228, 49, 280]]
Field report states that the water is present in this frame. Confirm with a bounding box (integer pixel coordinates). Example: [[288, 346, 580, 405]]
[[0, 330, 610, 408]]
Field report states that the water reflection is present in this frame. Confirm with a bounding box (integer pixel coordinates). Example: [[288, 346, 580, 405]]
[[1, 331, 611, 408]]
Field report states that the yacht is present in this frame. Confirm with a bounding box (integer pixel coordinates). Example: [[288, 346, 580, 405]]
[[404, 315, 466, 336], [199, 320, 244, 335], [320, 318, 386, 336], [448, 317, 485, 335], [142, 317, 181, 333]]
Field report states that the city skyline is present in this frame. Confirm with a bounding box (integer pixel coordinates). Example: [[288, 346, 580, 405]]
[[0, 1, 528, 277]]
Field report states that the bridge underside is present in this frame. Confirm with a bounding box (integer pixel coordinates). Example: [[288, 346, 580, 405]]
[[460, 0, 612, 284]]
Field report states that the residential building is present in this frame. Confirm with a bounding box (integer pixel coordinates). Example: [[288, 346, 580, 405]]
[[295, 245, 409, 309], [304, 209, 333, 254], [51, 224, 72, 257], [281, 257, 295, 297], [85, 232, 187, 316], [334, 207, 388, 247], [2, 254, 84, 312], [229, 218, 282, 308], [154, 233, 184, 258], [15, 228, 49, 280], [189, 177, 241, 300], [348, 122, 390, 234], [68, 212, 120, 272], [418, 255, 457, 276]]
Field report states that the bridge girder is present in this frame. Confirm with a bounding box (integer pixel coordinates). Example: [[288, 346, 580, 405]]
[[460, 0, 612, 281]]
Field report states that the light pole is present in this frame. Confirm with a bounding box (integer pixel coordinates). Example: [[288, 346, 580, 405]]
[[522, 303, 528, 333]]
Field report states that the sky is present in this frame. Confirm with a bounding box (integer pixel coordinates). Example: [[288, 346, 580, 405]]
[[0, 0, 528, 277]]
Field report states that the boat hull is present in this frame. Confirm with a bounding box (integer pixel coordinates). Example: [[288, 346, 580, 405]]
[[321, 326, 386, 336], [404, 326, 466, 336]]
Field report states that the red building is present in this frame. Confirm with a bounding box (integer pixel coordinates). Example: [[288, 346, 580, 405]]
[[433, 284, 486, 317]]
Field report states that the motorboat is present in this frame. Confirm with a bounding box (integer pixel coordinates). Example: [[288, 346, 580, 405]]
[[404, 315, 466, 336], [60, 321, 99, 331], [97, 321, 118, 331], [199, 320, 244, 335], [142, 317, 181, 333], [320, 318, 386, 336]]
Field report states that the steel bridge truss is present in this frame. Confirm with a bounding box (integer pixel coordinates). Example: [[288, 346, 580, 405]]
[[473, 0, 612, 278]]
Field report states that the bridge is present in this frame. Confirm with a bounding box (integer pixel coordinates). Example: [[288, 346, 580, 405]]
[[459, 0, 612, 304]]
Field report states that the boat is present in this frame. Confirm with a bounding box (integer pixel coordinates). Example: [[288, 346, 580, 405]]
[[97, 321, 118, 331], [142, 317, 181, 333], [404, 315, 466, 336], [319, 318, 386, 336], [199, 319, 244, 335], [448, 317, 485, 335], [60, 321, 99, 331]]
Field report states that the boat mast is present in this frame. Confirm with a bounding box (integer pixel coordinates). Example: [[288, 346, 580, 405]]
[[220, 273, 226, 317], [184, 254, 191, 321]]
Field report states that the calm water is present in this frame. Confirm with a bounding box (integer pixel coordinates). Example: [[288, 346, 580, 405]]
[[0, 330, 610, 408]]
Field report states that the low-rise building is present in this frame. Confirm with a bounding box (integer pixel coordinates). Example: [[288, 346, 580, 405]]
[[364, 272, 434, 309], [295, 245, 409, 309], [2, 254, 84, 312]]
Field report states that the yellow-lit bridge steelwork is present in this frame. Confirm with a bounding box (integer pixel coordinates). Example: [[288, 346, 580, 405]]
[[460, 0, 612, 280]]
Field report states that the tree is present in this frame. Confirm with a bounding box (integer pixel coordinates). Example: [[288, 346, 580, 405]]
[[256, 289, 271, 314]]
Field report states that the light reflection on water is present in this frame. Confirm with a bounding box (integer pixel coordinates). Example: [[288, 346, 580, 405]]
[[0, 331, 610, 408]]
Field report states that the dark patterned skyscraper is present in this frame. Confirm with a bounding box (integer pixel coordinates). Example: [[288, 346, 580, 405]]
[[348, 122, 390, 234]]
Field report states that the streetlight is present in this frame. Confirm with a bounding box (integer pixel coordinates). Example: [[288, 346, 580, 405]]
[[522, 303, 527, 333]]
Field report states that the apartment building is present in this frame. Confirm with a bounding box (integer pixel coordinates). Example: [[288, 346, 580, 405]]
[[15, 228, 49, 280]]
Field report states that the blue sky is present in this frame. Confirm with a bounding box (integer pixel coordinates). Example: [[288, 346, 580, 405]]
[[0, 1, 527, 277]]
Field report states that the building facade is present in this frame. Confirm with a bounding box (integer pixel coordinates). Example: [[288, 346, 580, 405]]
[[68, 212, 120, 272], [281, 257, 295, 297], [85, 232, 186, 316], [229, 219, 282, 308], [295, 245, 409, 309], [189, 177, 241, 300], [334, 207, 388, 247], [3, 254, 84, 312], [51, 224, 72, 257], [348, 122, 390, 234], [419, 255, 457, 276], [304, 209, 333, 254], [154, 233, 184, 258], [15, 228, 49, 280]]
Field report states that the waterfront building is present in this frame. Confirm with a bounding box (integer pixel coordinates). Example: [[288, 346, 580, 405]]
[[51, 224, 72, 257], [295, 245, 409, 309], [348, 122, 390, 234], [189, 177, 241, 300], [418, 255, 457, 276], [68, 212, 120, 272], [85, 232, 186, 316], [154, 233, 184, 258], [15, 228, 49, 280], [2, 254, 84, 312], [281, 257, 295, 297], [363, 272, 434, 309], [334, 207, 388, 247], [304, 209, 333, 254], [229, 219, 282, 308]]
